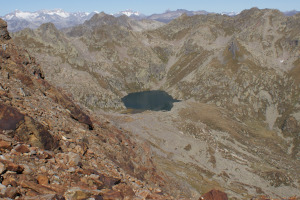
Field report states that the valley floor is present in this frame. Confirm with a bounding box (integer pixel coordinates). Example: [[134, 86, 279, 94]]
[[102, 100, 300, 199]]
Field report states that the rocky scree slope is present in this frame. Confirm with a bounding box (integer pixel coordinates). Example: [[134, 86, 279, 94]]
[[0, 18, 184, 199]]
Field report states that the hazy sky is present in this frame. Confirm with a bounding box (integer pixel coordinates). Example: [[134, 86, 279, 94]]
[[1, 0, 299, 15]]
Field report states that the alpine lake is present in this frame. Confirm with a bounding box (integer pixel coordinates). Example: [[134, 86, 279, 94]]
[[121, 90, 180, 112]]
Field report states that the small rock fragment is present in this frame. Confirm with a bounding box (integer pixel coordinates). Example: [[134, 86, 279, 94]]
[[15, 144, 30, 153], [67, 152, 81, 166], [0, 140, 11, 151], [6, 162, 24, 174], [40, 166, 47, 173], [22, 164, 32, 175], [64, 188, 92, 200], [37, 175, 49, 185]]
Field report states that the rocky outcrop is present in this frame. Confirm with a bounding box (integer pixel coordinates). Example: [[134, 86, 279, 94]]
[[0, 103, 24, 130], [0, 103, 58, 150], [0, 19, 10, 40]]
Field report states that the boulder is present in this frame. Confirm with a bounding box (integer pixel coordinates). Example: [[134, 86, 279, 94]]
[[15, 144, 30, 153], [37, 175, 49, 185], [200, 189, 228, 200], [0, 140, 12, 151], [0, 103, 24, 131]]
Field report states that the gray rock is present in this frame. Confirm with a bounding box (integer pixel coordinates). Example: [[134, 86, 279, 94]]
[[67, 152, 81, 166]]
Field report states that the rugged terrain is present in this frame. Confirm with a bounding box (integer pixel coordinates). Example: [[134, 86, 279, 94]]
[[0, 18, 190, 199], [8, 7, 300, 199]]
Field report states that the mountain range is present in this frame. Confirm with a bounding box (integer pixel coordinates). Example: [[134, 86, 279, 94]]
[[2, 8, 299, 32]]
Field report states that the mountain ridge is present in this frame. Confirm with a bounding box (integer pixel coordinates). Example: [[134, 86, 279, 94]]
[[2, 8, 300, 32]]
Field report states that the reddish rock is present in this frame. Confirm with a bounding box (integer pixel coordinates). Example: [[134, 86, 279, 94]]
[[0, 159, 25, 174], [37, 175, 49, 185], [15, 144, 30, 153], [0, 140, 12, 150], [43, 151, 54, 159], [7, 162, 24, 174], [200, 189, 228, 200], [2, 176, 17, 187], [15, 73, 34, 88]]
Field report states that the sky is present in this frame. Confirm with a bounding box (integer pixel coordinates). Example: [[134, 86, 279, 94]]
[[1, 0, 300, 16]]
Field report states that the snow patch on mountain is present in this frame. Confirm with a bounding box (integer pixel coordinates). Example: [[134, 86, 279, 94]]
[[122, 10, 140, 16], [221, 11, 239, 16], [15, 11, 39, 19], [2, 9, 95, 32], [114, 9, 142, 17], [43, 9, 70, 18]]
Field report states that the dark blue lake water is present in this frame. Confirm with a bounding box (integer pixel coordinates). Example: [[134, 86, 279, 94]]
[[121, 90, 179, 111]]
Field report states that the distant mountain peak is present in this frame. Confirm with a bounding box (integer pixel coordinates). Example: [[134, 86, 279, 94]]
[[113, 9, 143, 17], [2, 9, 96, 32], [40, 9, 71, 18]]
